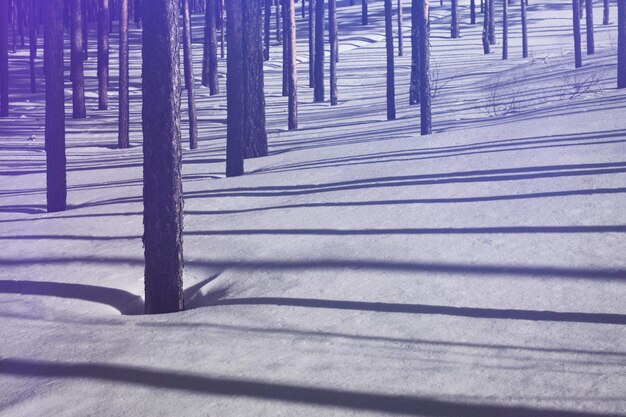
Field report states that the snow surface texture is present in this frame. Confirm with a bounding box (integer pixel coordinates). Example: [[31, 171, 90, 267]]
[[1, 0, 625, 415]]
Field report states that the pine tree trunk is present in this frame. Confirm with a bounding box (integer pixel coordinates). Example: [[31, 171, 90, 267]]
[[264, 0, 271, 60], [118, 0, 129, 148], [618, 0, 625, 88], [409, 0, 420, 104], [451, 0, 459, 38], [470, 0, 476, 24], [585, 0, 594, 54], [572, 0, 582, 67], [219, 0, 224, 58], [308, 0, 315, 88], [182, 0, 198, 148], [417, 0, 431, 135], [142, 0, 184, 314], [45, 0, 67, 212], [285, 0, 298, 128], [97, 0, 109, 110], [482, 0, 490, 53], [1, 0, 9, 117], [502, 0, 508, 59], [29, 0, 36, 93], [71, 0, 86, 118], [276, 0, 281, 44], [302, 0, 305, 17], [82, 0, 89, 58], [329, 0, 338, 105], [362, 0, 368, 24], [603, 0, 609, 25], [521, 0, 528, 57], [488, 0, 496, 44], [314, 0, 324, 102], [282, 0, 288, 96], [226, 0, 244, 176], [385, 0, 396, 120], [202, 0, 219, 94], [397, 0, 403, 56]]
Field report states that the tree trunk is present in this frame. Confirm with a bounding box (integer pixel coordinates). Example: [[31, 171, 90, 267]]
[[502, 0, 508, 59], [572, 0, 582, 67], [385, 0, 396, 120], [282, 0, 288, 96], [521, 0, 527, 57], [71, 0, 86, 118], [618, 0, 625, 88], [603, 0, 609, 25], [182, 0, 198, 148], [264, 0, 271, 60], [1, 0, 8, 117], [397, 0, 403, 55], [285, 0, 297, 128], [329, 0, 338, 105], [409, 0, 419, 104], [308, 0, 315, 87], [488, 0, 495, 44], [142, 0, 184, 314], [275, 0, 281, 44], [362, 0, 368, 24], [118, 0, 129, 148], [585, 0, 594, 54], [482, 0, 490, 53], [226, 0, 245, 176], [470, 0, 475, 24], [202, 0, 219, 94], [97, 0, 109, 110], [45, 0, 67, 212], [451, 0, 459, 38], [314, 0, 324, 102], [417, 0, 431, 135], [29, 0, 36, 93]]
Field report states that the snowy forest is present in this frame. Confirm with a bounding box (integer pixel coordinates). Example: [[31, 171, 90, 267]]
[[0, 0, 625, 415]]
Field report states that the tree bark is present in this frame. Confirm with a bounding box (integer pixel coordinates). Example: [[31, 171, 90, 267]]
[[482, 0, 490, 53], [45, 0, 67, 212], [314, 0, 324, 102], [572, 0, 582, 68], [397, 0, 403, 55], [521, 0, 528, 57], [470, 0, 476, 24], [488, 0, 496, 45], [329, 0, 338, 105], [417, 0, 431, 135], [264, 0, 271, 60], [502, 0, 508, 59], [603, 0, 609, 25], [276, 0, 281, 44], [1, 0, 8, 117], [618, 0, 625, 88], [285, 0, 297, 128], [118, 0, 129, 148], [97, 0, 109, 110], [451, 0, 459, 38], [362, 0, 368, 24], [308, 0, 315, 88], [202, 0, 219, 94], [226, 0, 245, 176], [29, 0, 36, 93], [71, 0, 86, 118], [410, 0, 420, 104], [182, 0, 198, 148], [142, 0, 184, 314], [385, 0, 396, 120], [585, 0, 594, 54]]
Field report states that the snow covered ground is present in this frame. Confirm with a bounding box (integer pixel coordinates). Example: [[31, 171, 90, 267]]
[[1, 0, 625, 415]]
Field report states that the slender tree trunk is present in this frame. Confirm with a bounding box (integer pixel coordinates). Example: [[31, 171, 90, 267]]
[[573, 0, 582, 67], [362, 0, 368, 24], [285, 0, 297, 128], [29, 0, 36, 93], [502, 0, 508, 59], [219, 0, 224, 58], [71, 0, 86, 118], [482, 0, 490, 53], [202, 0, 218, 94], [182, 0, 198, 148], [97, 0, 109, 110], [618, 0, 625, 87], [410, 0, 419, 104], [585, 0, 594, 54], [45, 0, 67, 212], [329, 0, 337, 105], [226, 0, 244, 176], [276, 0, 281, 44], [142, 0, 184, 314], [603, 0, 609, 25], [264, 0, 271, 60], [488, 0, 496, 44], [282, 0, 288, 96], [0, 0, 8, 117], [451, 0, 459, 37], [308, 0, 315, 87], [521, 0, 527, 57], [470, 0, 476, 24], [82, 0, 89, 58], [385, 0, 396, 119], [397, 0, 403, 55], [314, 0, 324, 101], [118, 0, 129, 148], [417, 0, 431, 135]]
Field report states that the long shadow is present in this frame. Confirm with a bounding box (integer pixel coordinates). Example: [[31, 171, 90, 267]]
[[210, 297, 626, 325], [0, 358, 621, 417], [0, 280, 143, 315]]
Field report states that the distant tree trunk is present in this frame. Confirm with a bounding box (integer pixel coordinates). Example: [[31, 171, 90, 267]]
[[417, 0, 431, 135], [603, 0, 609, 25], [451, 0, 459, 37], [242, 0, 268, 158], [585, 0, 594, 54], [142, 0, 184, 314], [314, 0, 324, 101], [488, 0, 495, 44], [470, 0, 476, 24], [482, 0, 490, 53], [202, 0, 219, 94], [118, 0, 129, 148], [385, 0, 396, 119], [0, 0, 8, 117], [409, 0, 419, 104], [618, 0, 625, 88], [329, 0, 338, 105], [521, 0, 528, 57], [397, 0, 403, 55], [502, 0, 508, 59], [45, 0, 67, 212], [219, 0, 224, 58], [71, 0, 86, 118], [29, 0, 36, 93], [182, 0, 198, 148], [308, 0, 315, 87], [82, 0, 89, 58], [285, 0, 297, 128], [264, 0, 271, 60], [275, 0, 281, 44], [572, 0, 582, 67], [226, 0, 245, 176], [282, 0, 288, 96], [480, 0, 483, 13], [362, 0, 368, 24], [97, 0, 109, 110]]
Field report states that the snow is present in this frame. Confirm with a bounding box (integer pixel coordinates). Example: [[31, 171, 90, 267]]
[[1, 0, 626, 415]]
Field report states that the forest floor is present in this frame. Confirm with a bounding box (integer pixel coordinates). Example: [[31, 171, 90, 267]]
[[1, 0, 625, 415]]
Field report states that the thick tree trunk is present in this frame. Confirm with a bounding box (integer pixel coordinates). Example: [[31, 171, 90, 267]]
[[182, 0, 198, 148], [71, 0, 86, 118], [285, 0, 297, 128], [202, 0, 219, 94], [308, 0, 315, 88], [29, 0, 36, 93], [410, 0, 419, 104], [397, 0, 403, 56], [1, 0, 8, 116], [329, 0, 338, 105], [521, 0, 528, 57], [385, 0, 396, 120], [618, 0, 625, 88], [482, 0, 490, 53], [314, 0, 324, 102], [82, 0, 89, 58], [226, 0, 245, 176], [362, 0, 368, 24], [502, 0, 508, 59], [585, 0, 594, 54], [264, 0, 271, 60], [573, 0, 582, 67], [417, 0, 431, 135], [142, 0, 184, 314], [97, 0, 109, 110], [282, 0, 288, 96], [118, 0, 129, 148], [45, 0, 67, 212], [451, 0, 459, 38]]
